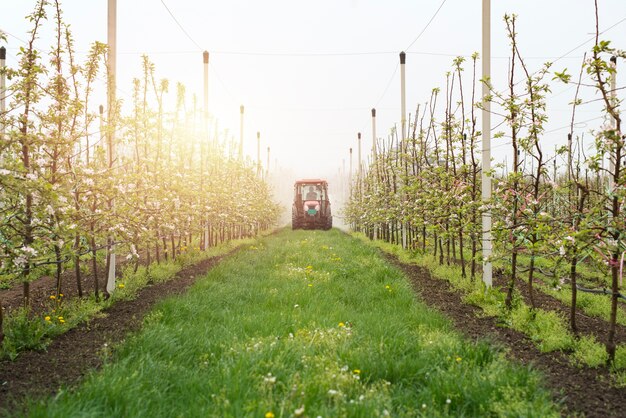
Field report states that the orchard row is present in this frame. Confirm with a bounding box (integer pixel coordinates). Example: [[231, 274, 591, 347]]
[[346, 14, 624, 362]]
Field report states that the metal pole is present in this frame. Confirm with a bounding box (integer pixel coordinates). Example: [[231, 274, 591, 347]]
[[256, 131, 261, 177], [0, 47, 6, 143], [239, 105, 244, 161], [481, 0, 493, 288], [203, 51, 209, 140], [400, 51, 407, 249], [400, 52, 407, 143], [106, 0, 117, 295], [371, 108, 377, 159], [202, 51, 210, 250], [567, 133, 572, 183], [357, 132, 362, 177], [371, 108, 378, 240]]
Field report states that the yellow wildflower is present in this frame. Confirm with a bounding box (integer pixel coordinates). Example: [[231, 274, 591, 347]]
[[118, 283, 125, 289], [49, 295, 56, 300], [265, 413, 275, 418], [59, 319, 66, 324], [44, 316, 51, 321], [58, 316, 64, 321], [308, 284, 313, 287], [59, 293, 64, 298], [456, 356, 462, 363], [338, 322, 345, 328], [353, 369, 361, 374]]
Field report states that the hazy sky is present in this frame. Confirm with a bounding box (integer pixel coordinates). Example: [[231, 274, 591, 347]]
[[2, 0, 625, 183]]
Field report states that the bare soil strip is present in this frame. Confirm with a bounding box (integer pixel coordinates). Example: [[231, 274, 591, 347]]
[[0, 254, 231, 413], [387, 255, 625, 418]]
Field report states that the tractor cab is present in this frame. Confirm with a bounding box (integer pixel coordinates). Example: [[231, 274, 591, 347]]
[[292, 179, 332, 230]]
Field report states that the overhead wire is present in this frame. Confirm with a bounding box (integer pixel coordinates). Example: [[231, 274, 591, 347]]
[[404, 0, 449, 51], [159, 0, 203, 52]]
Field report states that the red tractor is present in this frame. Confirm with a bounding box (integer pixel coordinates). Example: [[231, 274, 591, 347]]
[[292, 179, 332, 230]]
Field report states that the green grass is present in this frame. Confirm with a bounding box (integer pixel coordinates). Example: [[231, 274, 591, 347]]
[[24, 229, 559, 417], [537, 281, 626, 328], [354, 234, 626, 372], [495, 253, 626, 328], [0, 236, 257, 361]]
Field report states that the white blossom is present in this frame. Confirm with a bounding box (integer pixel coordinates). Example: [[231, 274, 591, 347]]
[[22, 246, 38, 256]]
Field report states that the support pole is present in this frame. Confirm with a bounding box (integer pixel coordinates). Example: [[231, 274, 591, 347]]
[[239, 105, 244, 161], [371, 108, 377, 159], [481, 0, 493, 288], [202, 51, 210, 250], [0, 47, 6, 143], [400, 51, 407, 249], [203, 51, 209, 137], [106, 0, 117, 295], [371, 108, 378, 240], [357, 132, 362, 177]]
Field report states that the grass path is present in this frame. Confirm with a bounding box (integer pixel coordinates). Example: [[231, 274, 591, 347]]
[[26, 229, 558, 417]]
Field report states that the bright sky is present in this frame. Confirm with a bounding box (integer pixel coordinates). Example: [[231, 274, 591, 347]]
[[2, 0, 625, 186]]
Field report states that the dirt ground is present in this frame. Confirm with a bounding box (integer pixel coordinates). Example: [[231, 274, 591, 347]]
[[1, 247, 625, 417], [0, 254, 229, 414], [388, 256, 625, 418]]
